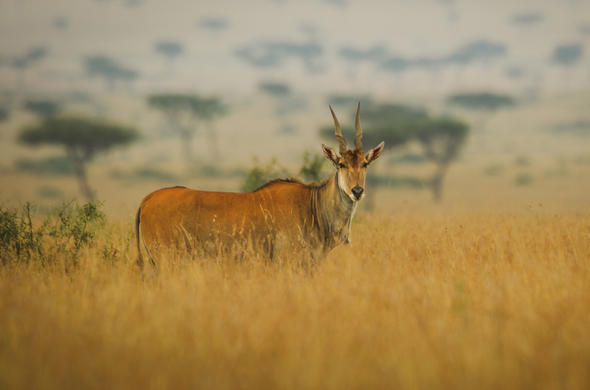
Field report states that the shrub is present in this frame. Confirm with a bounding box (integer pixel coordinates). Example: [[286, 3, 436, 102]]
[[514, 156, 530, 166], [241, 157, 289, 192], [483, 164, 505, 176], [299, 151, 327, 182], [515, 173, 533, 186], [0, 201, 104, 269]]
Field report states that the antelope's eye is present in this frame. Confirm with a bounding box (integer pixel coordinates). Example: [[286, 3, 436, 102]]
[[362, 162, 368, 168], [338, 163, 346, 169]]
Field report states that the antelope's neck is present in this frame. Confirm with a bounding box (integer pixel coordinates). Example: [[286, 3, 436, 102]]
[[317, 173, 356, 246]]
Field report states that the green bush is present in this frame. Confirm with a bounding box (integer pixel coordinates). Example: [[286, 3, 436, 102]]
[[0, 201, 104, 269], [241, 157, 289, 192], [241, 151, 328, 192], [299, 151, 327, 182], [514, 156, 530, 166], [515, 173, 533, 186], [0, 204, 42, 264], [483, 164, 505, 176], [0, 107, 8, 122]]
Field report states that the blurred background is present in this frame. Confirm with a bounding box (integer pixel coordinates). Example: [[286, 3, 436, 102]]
[[1, 0, 589, 215]]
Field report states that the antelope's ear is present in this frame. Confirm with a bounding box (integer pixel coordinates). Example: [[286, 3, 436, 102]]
[[365, 141, 385, 165], [322, 144, 339, 165]]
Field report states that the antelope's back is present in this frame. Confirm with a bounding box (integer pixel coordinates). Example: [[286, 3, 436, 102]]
[[137, 183, 312, 258]]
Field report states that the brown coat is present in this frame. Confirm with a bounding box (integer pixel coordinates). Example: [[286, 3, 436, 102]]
[[135, 174, 356, 265]]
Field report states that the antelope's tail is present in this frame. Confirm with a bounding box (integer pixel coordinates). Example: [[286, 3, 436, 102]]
[[135, 204, 156, 269], [135, 205, 144, 268]]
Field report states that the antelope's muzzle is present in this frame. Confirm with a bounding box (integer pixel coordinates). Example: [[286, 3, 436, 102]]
[[351, 186, 364, 200]]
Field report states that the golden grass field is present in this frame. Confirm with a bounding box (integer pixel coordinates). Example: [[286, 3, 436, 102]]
[[1, 91, 590, 389], [1, 211, 589, 390]]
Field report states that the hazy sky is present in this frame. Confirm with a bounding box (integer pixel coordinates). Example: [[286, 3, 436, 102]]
[[1, 0, 589, 96]]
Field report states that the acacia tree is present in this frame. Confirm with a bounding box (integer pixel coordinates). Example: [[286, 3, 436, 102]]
[[11, 46, 48, 91], [416, 118, 469, 201], [551, 43, 583, 67], [154, 41, 184, 72], [551, 43, 583, 86], [19, 117, 138, 199], [23, 99, 60, 118], [447, 92, 515, 111], [258, 81, 296, 134], [196, 97, 227, 160], [147, 93, 227, 163], [446, 92, 515, 138], [84, 55, 139, 91], [0, 107, 8, 122]]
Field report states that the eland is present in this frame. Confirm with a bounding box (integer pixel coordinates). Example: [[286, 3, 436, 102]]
[[135, 103, 384, 266]]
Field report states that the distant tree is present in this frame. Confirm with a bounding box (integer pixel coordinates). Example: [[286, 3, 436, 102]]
[[447, 40, 507, 65], [147, 93, 227, 163], [380, 40, 507, 74], [235, 40, 323, 72], [511, 12, 544, 26], [84, 55, 139, 90], [551, 43, 583, 67], [155, 41, 184, 60], [416, 117, 469, 201], [258, 82, 291, 97], [323, 0, 348, 8], [125, 0, 143, 7], [19, 117, 138, 199], [339, 45, 386, 63], [446, 92, 514, 139], [23, 99, 60, 118], [327, 94, 374, 107], [154, 41, 184, 71], [0, 107, 8, 122], [197, 17, 229, 31], [447, 92, 515, 110], [579, 23, 590, 36], [148, 94, 199, 163], [197, 97, 228, 160], [11, 46, 49, 90], [258, 81, 303, 133], [11, 46, 48, 70], [550, 120, 590, 136], [53, 16, 68, 30]]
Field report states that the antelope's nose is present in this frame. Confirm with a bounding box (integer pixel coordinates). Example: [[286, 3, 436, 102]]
[[351, 186, 364, 200]]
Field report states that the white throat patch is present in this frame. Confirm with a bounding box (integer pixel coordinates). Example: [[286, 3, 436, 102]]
[[344, 202, 358, 244]]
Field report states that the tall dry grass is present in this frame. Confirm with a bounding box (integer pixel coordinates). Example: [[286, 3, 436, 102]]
[[1, 213, 589, 390]]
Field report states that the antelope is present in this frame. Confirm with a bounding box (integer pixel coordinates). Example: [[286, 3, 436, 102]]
[[135, 103, 384, 266]]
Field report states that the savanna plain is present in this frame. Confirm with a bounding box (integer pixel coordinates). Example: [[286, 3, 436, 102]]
[[1, 202, 589, 390], [1, 96, 590, 390]]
